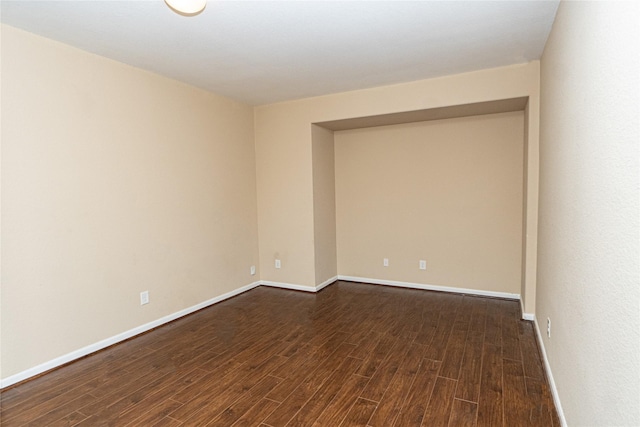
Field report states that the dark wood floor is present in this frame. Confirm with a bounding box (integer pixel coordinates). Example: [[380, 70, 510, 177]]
[[0, 281, 559, 426]]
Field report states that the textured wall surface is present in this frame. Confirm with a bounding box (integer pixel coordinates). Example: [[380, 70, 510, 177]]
[[311, 124, 338, 286], [1, 25, 259, 379], [538, 2, 640, 425], [2, 27, 545, 385], [335, 113, 524, 294], [255, 62, 540, 295]]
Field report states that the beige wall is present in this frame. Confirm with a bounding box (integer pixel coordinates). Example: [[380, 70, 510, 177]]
[[521, 95, 540, 315], [254, 109, 317, 287], [256, 62, 540, 307], [520, 103, 530, 309], [335, 113, 524, 294], [1, 25, 545, 383], [0, 25, 259, 379], [538, 2, 639, 425], [0, 21, 3, 381], [311, 125, 337, 285]]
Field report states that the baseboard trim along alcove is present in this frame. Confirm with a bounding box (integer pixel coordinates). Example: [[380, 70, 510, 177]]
[[1, 277, 535, 389]]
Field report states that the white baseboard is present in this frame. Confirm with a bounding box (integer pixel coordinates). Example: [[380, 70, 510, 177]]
[[533, 318, 567, 427], [337, 275, 520, 300], [316, 276, 338, 291], [260, 276, 338, 293], [0, 275, 522, 389], [0, 280, 261, 389], [1, 277, 341, 388], [520, 298, 536, 320], [260, 280, 317, 292]]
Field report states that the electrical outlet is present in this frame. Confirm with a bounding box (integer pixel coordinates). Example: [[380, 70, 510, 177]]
[[419, 260, 427, 270], [250, 265, 256, 275], [383, 258, 389, 267], [275, 259, 281, 269], [547, 317, 551, 338], [140, 291, 149, 305]]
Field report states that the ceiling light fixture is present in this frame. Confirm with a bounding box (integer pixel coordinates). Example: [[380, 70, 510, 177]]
[[165, 0, 207, 16]]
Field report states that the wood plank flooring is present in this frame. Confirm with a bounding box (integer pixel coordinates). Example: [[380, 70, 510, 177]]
[[0, 281, 560, 426]]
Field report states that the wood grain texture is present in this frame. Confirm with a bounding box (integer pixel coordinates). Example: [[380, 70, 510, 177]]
[[0, 281, 559, 426], [421, 376, 458, 427], [449, 399, 478, 427], [477, 344, 504, 427], [340, 397, 377, 426]]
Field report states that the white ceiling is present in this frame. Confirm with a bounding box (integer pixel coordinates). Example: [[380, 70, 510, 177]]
[[0, 1, 559, 106]]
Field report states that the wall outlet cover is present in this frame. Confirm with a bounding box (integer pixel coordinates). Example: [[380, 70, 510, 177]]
[[140, 291, 149, 305], [547, 317, 551, 338]]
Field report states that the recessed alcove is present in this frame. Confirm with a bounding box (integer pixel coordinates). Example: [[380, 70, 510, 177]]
[[311, 96, 535, 317], [318, 97, 528, 131]]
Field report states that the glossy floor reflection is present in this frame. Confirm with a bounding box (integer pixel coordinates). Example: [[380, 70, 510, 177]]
[[0, 281, 560, 426]]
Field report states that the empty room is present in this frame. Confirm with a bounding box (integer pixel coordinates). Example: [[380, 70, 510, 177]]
[[0, 1, 638, 426]]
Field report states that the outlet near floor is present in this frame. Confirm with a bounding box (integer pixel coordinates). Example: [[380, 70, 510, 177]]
[[140, 291, 149, 305], [547, 317, 551, 338]]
